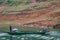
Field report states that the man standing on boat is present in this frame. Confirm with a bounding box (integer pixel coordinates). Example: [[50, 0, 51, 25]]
[[40, 26, 48, 33], [10, 25, 19, 32], [12, 28, 19, 32]]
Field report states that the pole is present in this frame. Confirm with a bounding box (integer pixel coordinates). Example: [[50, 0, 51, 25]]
[[10, 25, 12, 32]]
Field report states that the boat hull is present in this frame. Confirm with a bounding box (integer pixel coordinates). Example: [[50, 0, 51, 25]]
[[7, 32, 46, 35]]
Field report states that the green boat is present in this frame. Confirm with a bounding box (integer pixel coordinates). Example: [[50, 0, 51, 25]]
[[7, 31, 46, 35], [7, 25, 48, 35]]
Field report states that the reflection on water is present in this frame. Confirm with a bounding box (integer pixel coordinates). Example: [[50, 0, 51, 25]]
[[0, 31, 60, 40], [49, 31, 60, 36]]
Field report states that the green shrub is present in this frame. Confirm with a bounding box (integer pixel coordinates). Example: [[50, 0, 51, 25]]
[[13, 1, 22, 6], [25, 1, 31, 5], [0, 0, 3, 4], [7, 0, 13, 4], [6, 0, 13, 6], [6, 0, 22, 6], [0, 0, 30, 6]]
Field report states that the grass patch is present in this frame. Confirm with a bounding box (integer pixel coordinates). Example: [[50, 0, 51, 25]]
[[0, 21, 60, 33], [0, 0, 31, 6], [6, 0, 22, 6], [0, 21, 40, 32], [0, 24, 40, 32], [2, 4, 31, 14]]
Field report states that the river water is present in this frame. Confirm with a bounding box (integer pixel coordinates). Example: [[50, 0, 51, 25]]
[[0, 31, 60, 40]]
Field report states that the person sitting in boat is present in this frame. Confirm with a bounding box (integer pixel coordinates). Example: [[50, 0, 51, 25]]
[[12, 28, 19, 32], [40, 26, 48, 33]]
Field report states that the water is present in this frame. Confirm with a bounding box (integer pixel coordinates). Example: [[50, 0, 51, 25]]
[[0, 31, 60, 40]]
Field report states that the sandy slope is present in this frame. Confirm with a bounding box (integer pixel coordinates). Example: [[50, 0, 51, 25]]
[[0, 0, 60, 28]]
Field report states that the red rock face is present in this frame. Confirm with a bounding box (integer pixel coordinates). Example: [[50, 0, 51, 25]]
[[28, 0, 47, 3], [0, 1, 60, 28], [0, 11, 60, 27]]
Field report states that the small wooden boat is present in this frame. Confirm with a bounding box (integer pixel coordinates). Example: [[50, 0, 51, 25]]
[[7, 32, 46, 35], [7, 25, 48, 35]]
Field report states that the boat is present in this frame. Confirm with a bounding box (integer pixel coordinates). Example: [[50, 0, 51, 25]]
[[7, 25, 48, 35], [7, 31, 47, 35]]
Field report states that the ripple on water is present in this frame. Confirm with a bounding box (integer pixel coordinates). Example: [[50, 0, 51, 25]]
[[6, 39, 10, 40], [0, 31, 60, 40], [40, 36, 48, 39], [49, 31, 59, 35], [1, 37, 6, 39], [12, 35, 17, 37], [0, 33, 9, 36], [17, 37, 20, 39], [34, 35, 41, 37], [56, 38, 60, 40], [21, 38, 25, 40], [49, 37, 54, 40]]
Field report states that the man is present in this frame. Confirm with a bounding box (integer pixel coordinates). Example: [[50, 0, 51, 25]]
[[40, 26, 48, 33], [12, 28, 19, 32], [9, 25, 19, 32]]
